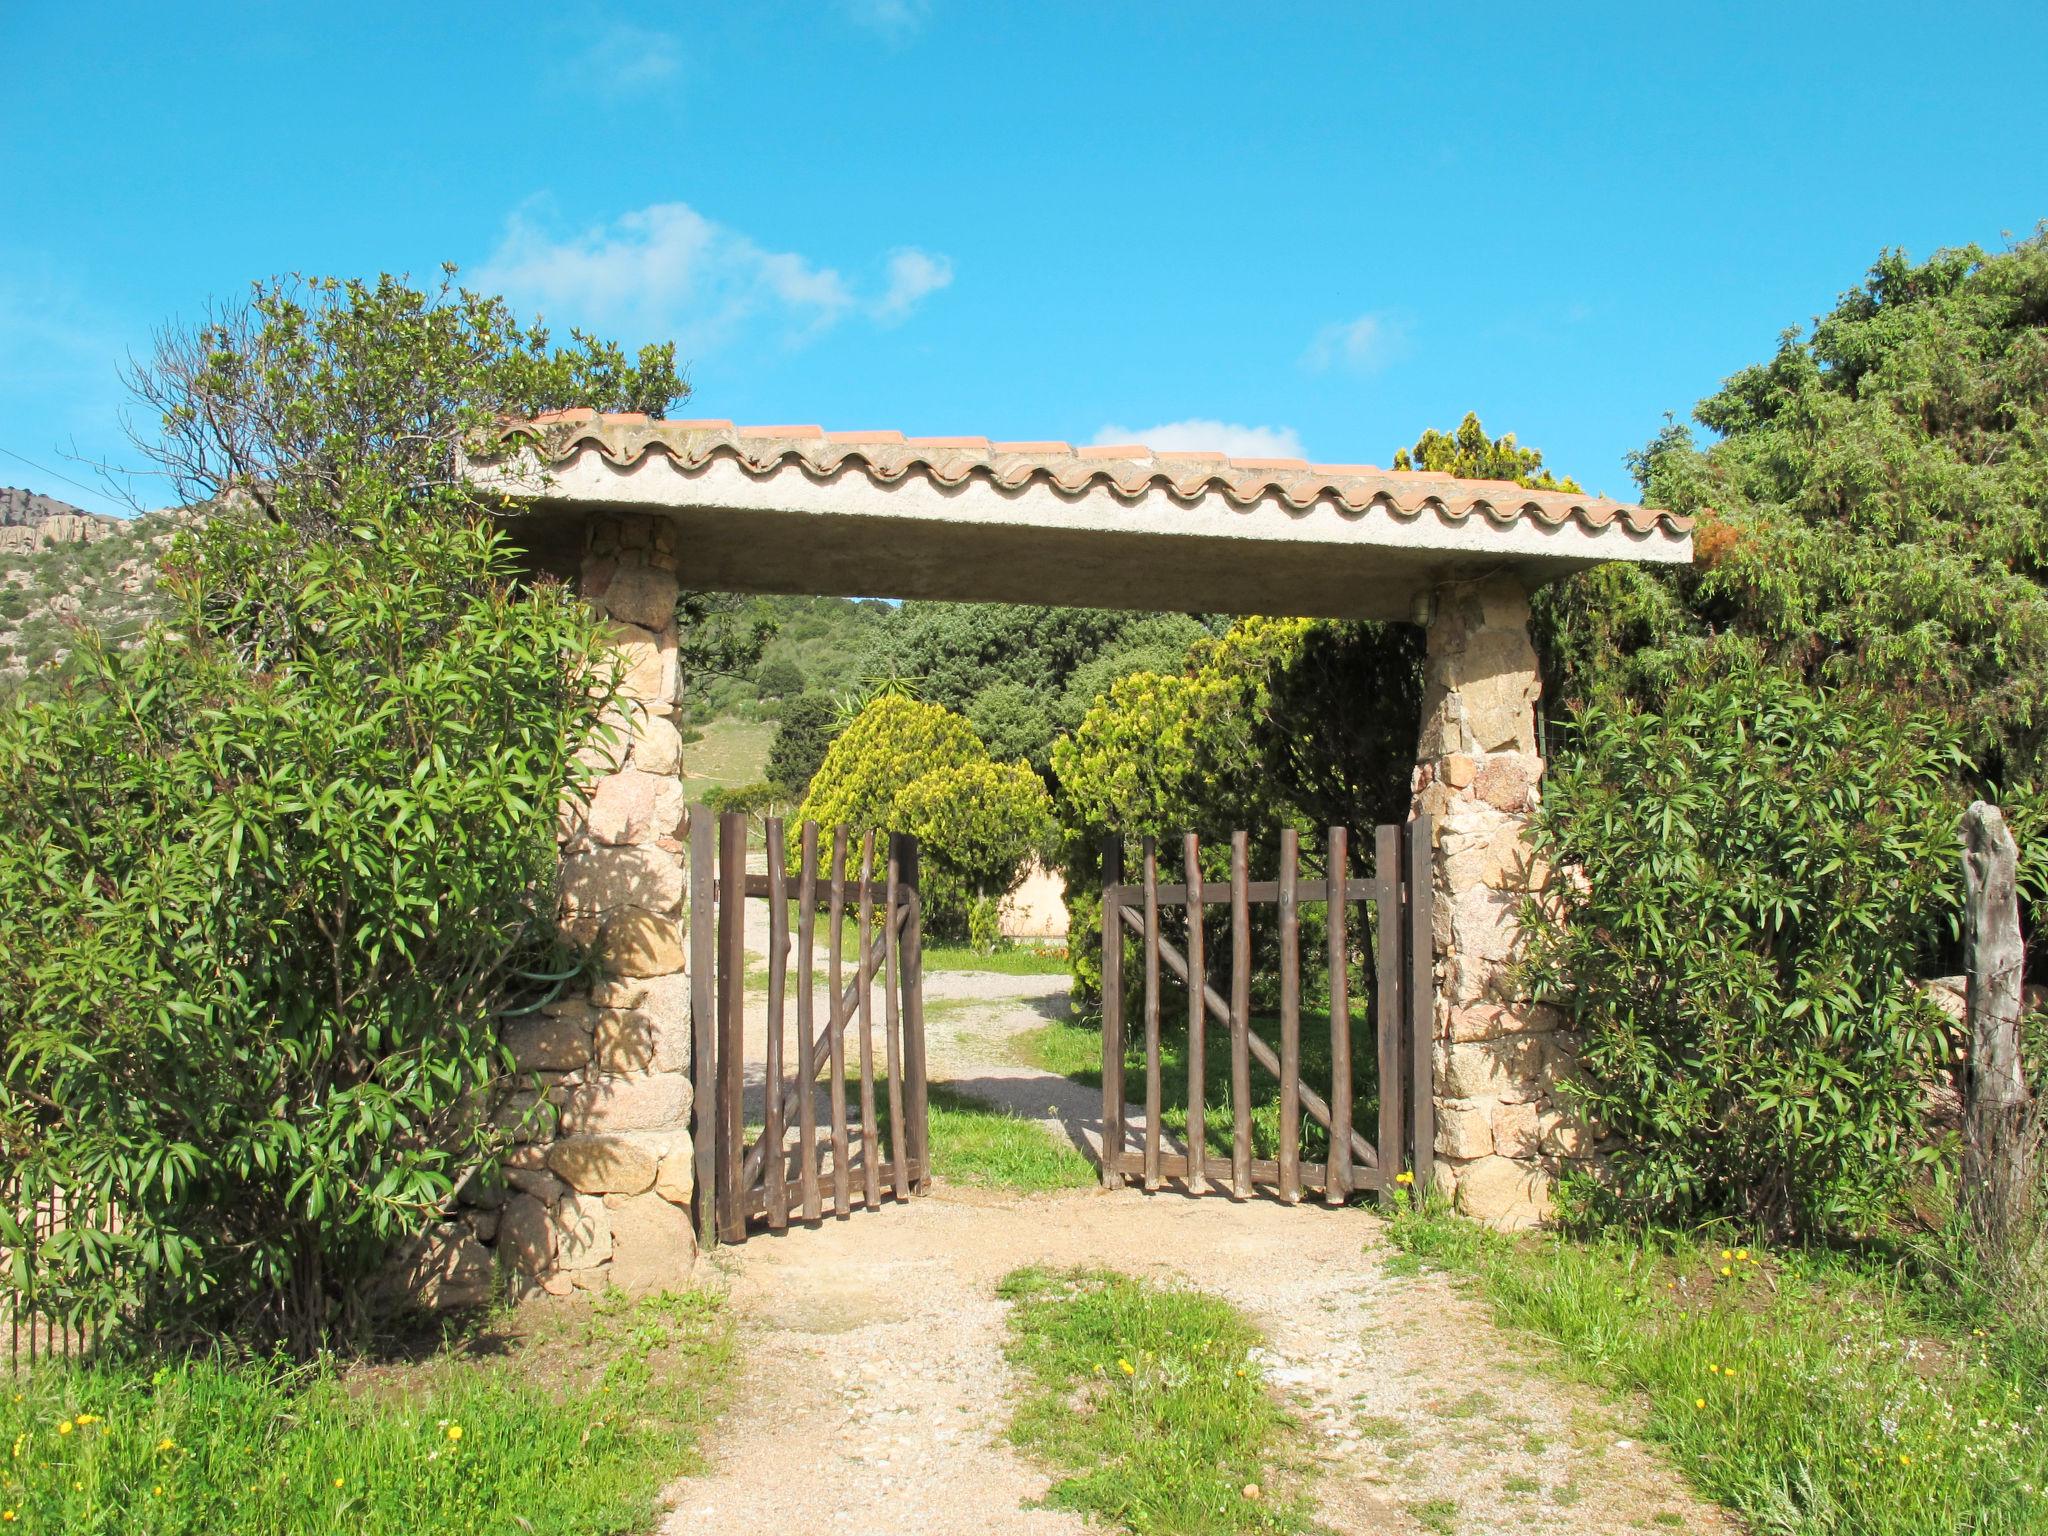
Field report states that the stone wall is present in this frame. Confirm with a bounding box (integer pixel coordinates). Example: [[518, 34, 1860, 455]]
[[1409, 574, 1587, 1230], [422, 512, 700, 1304]]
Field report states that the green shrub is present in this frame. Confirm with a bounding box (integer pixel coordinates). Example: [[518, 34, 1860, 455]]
[[795, 694, 1050, 938], [764, 691, 835, 797], [1527, 662, 1965, 1237], [0, 272, 680, 1355]]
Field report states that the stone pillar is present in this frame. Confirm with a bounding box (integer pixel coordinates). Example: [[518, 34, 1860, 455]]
[[1409, 574, 1584, 1230], [449, 511, 699, 1298]]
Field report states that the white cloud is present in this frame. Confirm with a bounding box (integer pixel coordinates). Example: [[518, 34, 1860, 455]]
[[557, 21, 683, 97], [1302, 311, 1406, 374], [1091, 419, 1308, 459], [474, 200, 951, 352], [843, 0, 931, 37], [873, 248, 954, 324]]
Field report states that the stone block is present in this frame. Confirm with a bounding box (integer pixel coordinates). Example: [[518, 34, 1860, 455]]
[[1443, 753, 1476, 789], [604, 563, 680, 629], [1435, 1102, 1493, 1159], [607, 621, 677, 704], [555, 1191, 613, 1270], [1540, 1107, 1592, 1158], [656, 1139, 696, 1204], [586, 769, 686, 846], [497, 1192, 555, 1275], [507, 1166, 566, 1205], [1491, 1100, 1540, 1160], [562, 845, 684, 914], [560, 1071, 694, 1134], [1453, 1155, 1552, 1230], [1474, 754, 1536, 813], [1440, 1036, 1545, 1100], [595, 1002, 689, 1074], [591, 973, 690, 1013], [602, 908, 686, 978], [503, 1012, 594, 1072], [548, 1134, 661, 1196], [603, 1192, 697, 1293], [493, 1090, 556, 1142], [631, 714, 684, 776]]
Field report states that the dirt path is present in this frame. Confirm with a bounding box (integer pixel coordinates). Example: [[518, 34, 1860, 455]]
[[667, 903, 1730, 1535]]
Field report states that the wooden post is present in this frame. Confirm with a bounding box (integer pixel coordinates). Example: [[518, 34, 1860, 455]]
[[1230, 830, 1253, 1199], [827, 827, 852, 1217], [1142, 837, 1164, 1190], [688, 810, 718, 1249], [1278, 828, 1301, 1203], [897, 833, 931, 1191], [1406, 815, 1436, 1196], [1185, 833, 1208, 1195], [1963, 800, 2034, 1252], [1374, 823, 1406, 1207], [883, 836, 909, 1201], [717, 811, 749, 1243], [856, 832, 881, 1212], [795, 822, 823, 1223], [1326, 825, 1351, 1206], [1100, 835, 1126, 1189], [764, 817, 789, 1231]]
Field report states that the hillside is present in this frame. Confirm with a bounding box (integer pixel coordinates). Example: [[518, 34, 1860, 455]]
[[0, 490, 176, 684]]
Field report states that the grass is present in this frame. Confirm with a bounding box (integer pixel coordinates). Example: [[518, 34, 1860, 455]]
[[921, 941, 1071, 976], [1389, 1205, 2048, 1535], [678, 714, 774, 802], [879, 1083, 1097, 1192], [0, 1288, 730, 1535], [1012, 1007, 1380, 1167], [999, 1266, 1316, 1534]]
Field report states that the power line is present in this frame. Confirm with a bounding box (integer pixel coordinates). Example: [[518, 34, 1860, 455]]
[[0, 445, 113, 506]]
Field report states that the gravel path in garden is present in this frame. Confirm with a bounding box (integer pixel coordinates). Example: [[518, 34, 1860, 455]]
[[663, 940, 1733, 1536]]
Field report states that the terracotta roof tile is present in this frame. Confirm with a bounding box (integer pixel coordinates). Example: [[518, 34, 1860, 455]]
[[480, 415, 1692, 538]]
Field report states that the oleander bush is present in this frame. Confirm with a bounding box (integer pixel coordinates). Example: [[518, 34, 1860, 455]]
[[0, 272, 682, 1355], [1526, 660, 1966, 1238]]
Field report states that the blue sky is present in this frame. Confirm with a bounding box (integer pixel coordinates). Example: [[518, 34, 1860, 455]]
[[5, 1, 2046, 516]]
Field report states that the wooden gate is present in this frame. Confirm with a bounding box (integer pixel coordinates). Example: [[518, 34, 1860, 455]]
[[690, 810, 930, 1247], [1098, 818, 1434, 1205]]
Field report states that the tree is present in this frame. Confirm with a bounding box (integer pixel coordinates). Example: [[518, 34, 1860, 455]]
[[795, 694, 1051, 937], [767, 692, 838, 798], [0, 271, 683, 1354], [1393, 411, 1584, 492], [866, 603, 1216, 771], [754, 657, 806, 700]]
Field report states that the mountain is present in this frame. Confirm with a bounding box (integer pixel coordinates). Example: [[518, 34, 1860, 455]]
[[0, 487, 124, 555], [0, 489, 177, 685]]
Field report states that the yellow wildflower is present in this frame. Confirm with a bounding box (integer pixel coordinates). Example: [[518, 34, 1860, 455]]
[[1720, 1249, 1733, 1260], [445, 1424, 463, 1442], [1720, 1266, 1733, 1277], [1395, 1171, 1415, 1185], [1735, 1249, 1749, 1262], [157, 1438, 175, 1453], [334, 1477, 344, 1488], [1694, 1398, 1705, 1409], [3, 1510, 14, 1522], [1117, 1359, 1135, 1376], [73, 1415, 98, 1426], [56, 1420, 72, 1436]]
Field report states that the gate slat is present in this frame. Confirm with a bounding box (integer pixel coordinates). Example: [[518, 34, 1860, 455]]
[[883, 837, 909, 1202], [1229, 830, 1253, 1199], [827, 827, 853, 1218], [1278, 828, 1301, 1204], [689, 810, 717, 1249], [1407, 815, 1436, 1194], [764, 817, 789, 1231], [1327, 825, 1351, 1206], [1142, 837, 1163, 1190], [1376, 823, 1406, 1207], [1121, 891, 1379, 1167], [856, 831, 882, 1214], [796, 822, 823, 1223], [1099, 835, 1126, 1189], [897, 833, 931, 1191], [716, 811, 749, 1244], [1184, 833, 1208, 1195]]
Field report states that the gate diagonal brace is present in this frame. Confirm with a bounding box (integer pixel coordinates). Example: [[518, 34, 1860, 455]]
[[1117, 904, 1379, 1172]]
